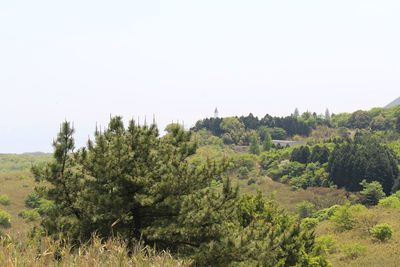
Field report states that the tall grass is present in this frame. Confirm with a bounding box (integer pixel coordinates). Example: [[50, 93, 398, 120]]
[[0, 234, 192, 267]]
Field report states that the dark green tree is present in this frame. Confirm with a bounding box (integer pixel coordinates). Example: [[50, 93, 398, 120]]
[[310, 145, 330, 164], [327, 138, 399, 194], [33, 117, 328, 266], [291, 146, 311, 164]]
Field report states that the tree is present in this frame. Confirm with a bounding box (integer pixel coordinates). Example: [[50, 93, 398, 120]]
[[33, 117, 328, 266], [347, 110, 371, 129], [262, 132, 272, 151], [220, 117, 246, 145], [293, 108, 300, 118], [248, 133, 260, 155], [360, 180, 385, 206], [324, 108, 331, 121], [310, 145, 330, 164], [290, 146, 311, 164], [327, 138, 399, 194]]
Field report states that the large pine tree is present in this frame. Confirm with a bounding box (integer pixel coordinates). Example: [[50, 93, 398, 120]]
[[33, 117, 328, 266]]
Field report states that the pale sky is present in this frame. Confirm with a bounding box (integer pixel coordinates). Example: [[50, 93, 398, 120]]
[[1, 0, 399, 153]]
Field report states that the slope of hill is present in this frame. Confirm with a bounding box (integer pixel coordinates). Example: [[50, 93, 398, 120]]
[[385, 96, 400, 108]]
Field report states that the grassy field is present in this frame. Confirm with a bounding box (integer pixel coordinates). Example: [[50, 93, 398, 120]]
[[315, 206, 400, 267], [1, 153, 400, 266]]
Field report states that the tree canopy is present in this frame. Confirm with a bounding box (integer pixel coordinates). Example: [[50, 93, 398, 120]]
[[32, 117, 328, 266]]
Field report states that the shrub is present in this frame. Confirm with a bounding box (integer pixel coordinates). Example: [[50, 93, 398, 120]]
[[330, 203, 355, 230], [238, 166, 250, 179], [314, 205, 341, 222], [378, 196, 400, 209], [247, 177, 257, 185], [25, 192, 41, 209], [0, 195, 11, 206], [370, 223, 393, 242], [360, 180, 386, 206], [340, 243, 367, 260], [315, 235, 337, 254], [301, 218, 319, 230], [18, 209, 40, 222], [296, 201, 315, 219], [0, 209, 11, 227]]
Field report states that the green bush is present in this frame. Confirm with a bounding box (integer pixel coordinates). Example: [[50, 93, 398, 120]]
[[238, 166, 250, 179], [340, 243, 367, 260], [301, 218, 319, 230], [330, 203, 354, 230], [247, 177, 257, 185], [378, 196, 400, 209], [0, 194, 11, 206], [315, 235, 337, 254], [370, 223, 393, 242], [25, 192, 41, 208], [296, 201, 315, 219], [18, 209, 40, 222], [0, 209, 11, 227], [314, 205, 341, 222]]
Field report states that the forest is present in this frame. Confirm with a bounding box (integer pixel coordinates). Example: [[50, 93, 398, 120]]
[[0, 104, 400, 266]]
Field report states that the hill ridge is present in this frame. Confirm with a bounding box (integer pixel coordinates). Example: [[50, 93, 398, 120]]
[[385, 96, 400, 108]]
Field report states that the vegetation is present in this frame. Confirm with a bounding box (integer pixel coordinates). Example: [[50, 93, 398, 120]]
[[369, 223, 393, 242], [0, 194, 10, 206], [29, 117, 328, 266], [1, 104, 400, 266]]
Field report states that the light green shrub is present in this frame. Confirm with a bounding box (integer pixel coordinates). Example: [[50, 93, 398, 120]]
[[315, 235, 337, 254], [378, 196, 400, 209], [0, 195, 10, 206], [370, 223, 393, 242], [18, 209, 40, 222], [340, 243, 367, 260], [0, 209, 11, 227], [330, 203, 364, 231]]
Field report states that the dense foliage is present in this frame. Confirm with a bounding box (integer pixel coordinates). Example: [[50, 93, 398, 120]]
[[32, 117, 328, 266], [327, 136, 399, 194]]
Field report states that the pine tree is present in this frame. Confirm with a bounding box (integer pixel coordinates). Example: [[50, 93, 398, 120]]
[[32, 116, 329, 266], [262, 132, 272, 151]]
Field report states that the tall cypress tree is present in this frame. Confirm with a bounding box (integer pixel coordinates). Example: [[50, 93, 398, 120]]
[[262, 132, 273, 151]]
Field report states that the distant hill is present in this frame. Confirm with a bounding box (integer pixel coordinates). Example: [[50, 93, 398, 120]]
[[22, 152, 51, 156], [385, 96, 400, 108]]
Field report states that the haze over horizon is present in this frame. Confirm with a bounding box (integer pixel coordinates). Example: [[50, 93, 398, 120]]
[[1, 0, 399, 153]]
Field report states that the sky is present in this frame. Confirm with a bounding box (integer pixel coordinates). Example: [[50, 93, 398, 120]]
[[1, 0, 399, 153]]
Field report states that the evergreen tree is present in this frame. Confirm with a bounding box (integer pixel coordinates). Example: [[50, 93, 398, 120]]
[[324, 108, 331, 121], [249, 133, 261, 155], [293, 108, 300, 118], [32, 117, 328, 266], [262, 132, 273, 151], [327, 138, 399, 194], [290, 146, 311, 164]]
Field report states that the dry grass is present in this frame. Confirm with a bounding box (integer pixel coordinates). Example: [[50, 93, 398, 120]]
[[237, 175, 351, 215], [0, 234, 192, 267], [0, 171, 39, 236], [315, 206, 400, 267]]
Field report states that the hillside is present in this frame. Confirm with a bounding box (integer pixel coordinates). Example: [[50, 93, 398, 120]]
[[385, 96, 400, 108]]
